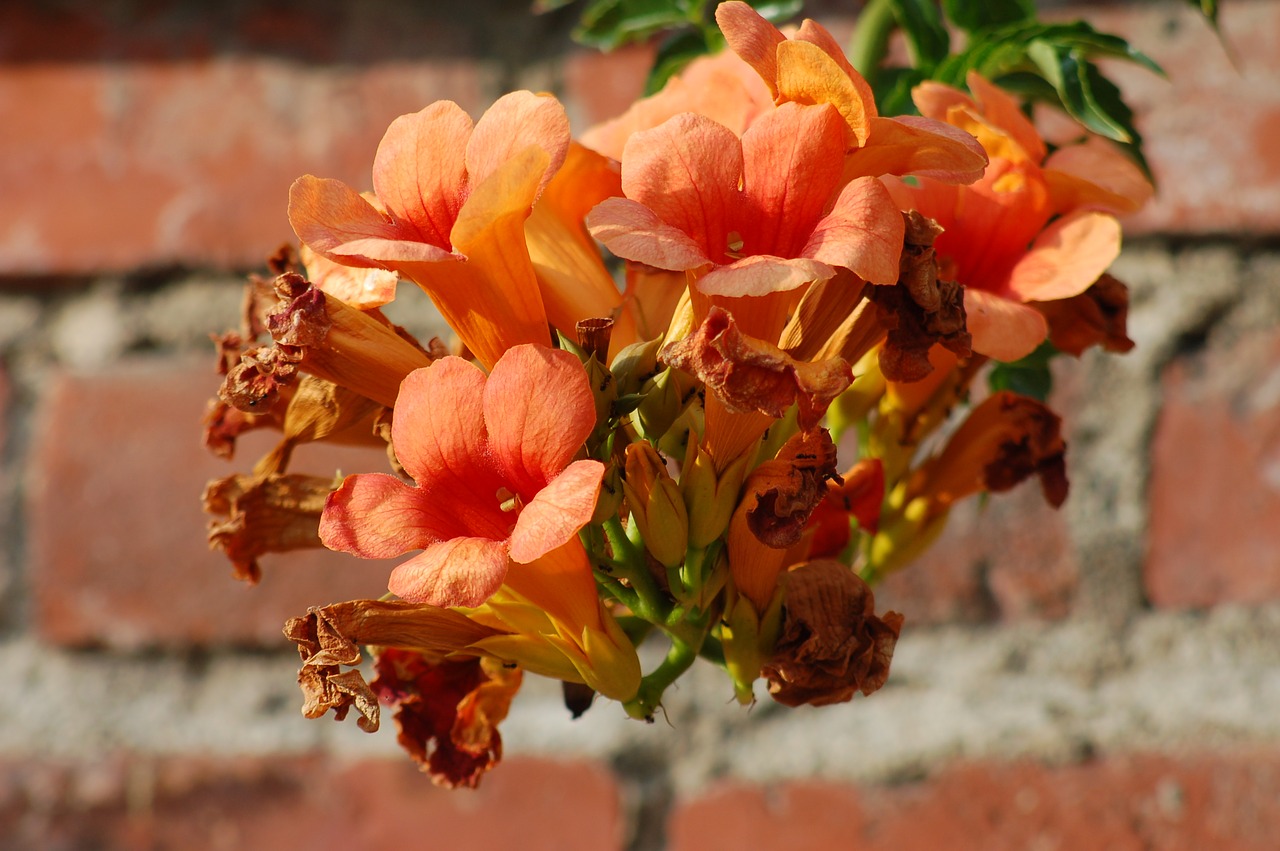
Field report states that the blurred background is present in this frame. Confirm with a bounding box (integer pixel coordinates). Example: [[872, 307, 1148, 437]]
[[2, 1, 1279, 848]]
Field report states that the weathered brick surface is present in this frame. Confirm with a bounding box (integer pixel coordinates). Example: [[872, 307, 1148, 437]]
[[669, 752, 1280, 851], [1146, 331, 1280, 608], [0, 756, 622, 851], [27, 358, 399, 648]]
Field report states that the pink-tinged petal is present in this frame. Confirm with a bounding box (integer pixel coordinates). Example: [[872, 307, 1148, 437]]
[[388, 537, 510, 608], [741, 102, 846, 258], [371, 102, 472, 248], [466, 91, 570, 200], [484, 345, 598, 496], [289, 176, 405, 268], [300, 243, 399, 309], [509, 460, 605, 563], [392, 361, 512, 539], [586, 197, 710, 271], [850, 116, 988, 183], [322, 237, 456, 266], [319, 473, 442, 558], [1044, 137, 1153, 215], [716, 1, 786, 99], [775, 39, 874, 146], [966, 288, 1048, 362], [967, 72, 1046, 165], [697, 255, 834, 297], [620, 113, 744, 264], [803, 176, 904, 284], [912, 80, 974, 122], [1006, 211, 1122, 303]]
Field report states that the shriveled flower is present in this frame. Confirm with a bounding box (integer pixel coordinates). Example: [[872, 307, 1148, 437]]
[[320, 344, 604, 608], [764, 559, 904, 707], [203, 472, 338, 583]]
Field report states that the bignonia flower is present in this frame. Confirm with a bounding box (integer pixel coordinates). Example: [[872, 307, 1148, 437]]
[[889, 73, 1153, 362], [289, 91, 568, 369], [317, 344, 640, 699]]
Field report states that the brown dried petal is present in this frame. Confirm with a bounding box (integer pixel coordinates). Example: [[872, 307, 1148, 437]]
[[1036, 273, 1135, 357], [372, 649, 520, 789], [283, 605, 379, 733], [745, 429, 840, 549], [219, 344, 302, 414], [203, 473, 336, 583], [763, 560, 904, 707], [662, 306, 852, 431], [201, 397, 285, 461]]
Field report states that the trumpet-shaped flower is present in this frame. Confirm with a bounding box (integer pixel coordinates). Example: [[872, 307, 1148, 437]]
[[289, 92, 569, 369], [319, 344, 604, 608], [587, 102, 904, 302], [890, 74, 1152, 361]]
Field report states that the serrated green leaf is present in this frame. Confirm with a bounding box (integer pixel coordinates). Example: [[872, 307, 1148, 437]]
[[987, 342, 1056, 401], [886, 0, 949, 68], [941, 0, 1033, 33]]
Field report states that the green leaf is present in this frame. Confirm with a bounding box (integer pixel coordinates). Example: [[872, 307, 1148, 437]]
[[987, 342, 1057, 402], [645, 28, 719, 94], [885, 0, 949, 69], [573, 0, 698, 50], [941, 0, 1033, 32], [743, 0, 803, 23]]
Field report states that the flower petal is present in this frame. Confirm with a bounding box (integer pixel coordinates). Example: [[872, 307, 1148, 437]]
[[965, 288, 1048, 362], [483, 345, 598, 497], [697, 255, 834, 297], [466, 91, 570, 199], [966, 72, 1046, 164], [586, 197, 710, 271], [388, 537, 510, 608], [1044, 136, 1153, 215], [289, 176, 409, 267], [741, 102, 847, 258], [849, 115, 987, 183], [716, 1, 786, 99], [319, 472, 442, 558], [803, 176, 904, 284], [509, 460, 605, 563], [1006, 210, 1122, 303], [775, 39, 874, 145], [300, 244, 399, 309], [391, 360, 512, 539], [619, 113, 744, 265], [372, 101, 472, 248]]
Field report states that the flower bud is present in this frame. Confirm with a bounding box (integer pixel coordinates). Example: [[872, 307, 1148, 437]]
[[621, 442, 688, 568], [720, 582, 784, 705], [680, 445, 750, 549]]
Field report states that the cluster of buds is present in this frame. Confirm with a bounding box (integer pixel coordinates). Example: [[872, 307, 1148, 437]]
[[202, 3, 1147, 787]]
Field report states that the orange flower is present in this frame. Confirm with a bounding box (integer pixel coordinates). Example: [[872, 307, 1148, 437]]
[[715, 1, 987, 184], [891, 74, 1152, 361], [288, 92, 569, 368], [319, 344, 604, 609]]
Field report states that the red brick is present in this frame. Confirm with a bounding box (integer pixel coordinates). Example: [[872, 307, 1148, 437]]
[[0, 57, 484, 275], [669, 751, 1280, 851], [562, 44, 655, 129], [1146, 331, 1280, 608], [0, 756, 622, 851], [27, 358, 404, 648]]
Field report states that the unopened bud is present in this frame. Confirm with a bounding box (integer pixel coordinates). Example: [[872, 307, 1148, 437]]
[[621, 443, 688, 568], [720, 582, 784, 705], [680, 446, 750, 549]]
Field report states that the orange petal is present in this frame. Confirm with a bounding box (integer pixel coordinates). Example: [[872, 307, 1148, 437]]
[[912, 80, 974, 122], [619, 113, 743, 263], [803, 176, 904, 284], [391, 361, 511, 539], [371, 101, 471, 248], [288, 176, 442, 267], [1006, 210, 1121, 303], [1044, 136, 1154, 215], [967, 72, 1046, 164], [586, 197, 710, 271], [319, 473, 442, 558], [795, 18, 877, 121], [299, 244, 399, 309], [775, 39, 874, 146], [509, 460, 605, 563], [388, 536, 510, 608], [697, 255, 834, 298], [483, 345, 597, 496], [741, 102, 846, 258], [716, 1, 786, 99], [849, 116, 987, 183], [500, 539, 602, 639], [466, 91, 570, 199], [964, 288, 1048, 362]]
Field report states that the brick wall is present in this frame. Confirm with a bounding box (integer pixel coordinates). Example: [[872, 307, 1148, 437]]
[[4, 1, 1280, 848]]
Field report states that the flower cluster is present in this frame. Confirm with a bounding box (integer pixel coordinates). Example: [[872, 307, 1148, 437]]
[[203, 3, 1148, 787]]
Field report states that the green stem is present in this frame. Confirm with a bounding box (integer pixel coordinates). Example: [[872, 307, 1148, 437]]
[[850, 0, 896, 90], [623, 629, 701, 721], [601, 516, 668, 623]]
